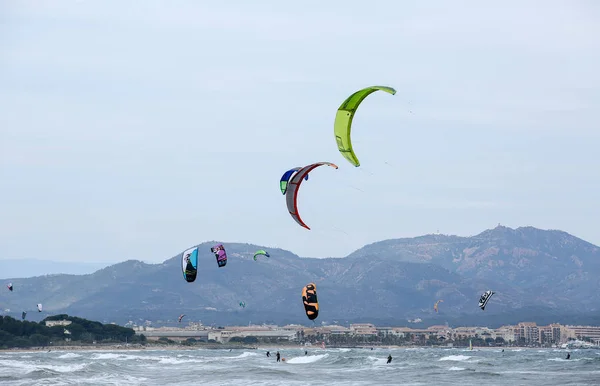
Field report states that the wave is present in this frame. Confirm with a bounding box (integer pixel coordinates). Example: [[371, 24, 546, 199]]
[[234, 352, 257, 359], [157, 357, 208, 365], [58, 353, 82, 359], [217, 351, 258, 360], [41, 363, 88, 373], [367, 355, 389, 365], [0, 359, 88, 374], [448, 366, 465, 371], [72, 373, 150, 385], [547, 358, 582, 362], [91, 353, 134, 360], [439, 355, 471, 362], [286, 354, 328, 364], [90, 353, 174, 363]]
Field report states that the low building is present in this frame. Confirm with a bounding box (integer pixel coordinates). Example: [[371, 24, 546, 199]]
[[323, 325, 351, 335], [350, 323, 377, 337], [45, 320, 72, 327], [493, 326, 515, 343], [136, 328, 210, 342], [451, 327, 479, 339], [206, 329, 297, 343], [565, 325, 600, 344], [375, 327, 394, 337], [208, 330, 234, 343]]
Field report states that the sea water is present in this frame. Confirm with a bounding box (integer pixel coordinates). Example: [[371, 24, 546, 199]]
[[1, 347, 598, 385]]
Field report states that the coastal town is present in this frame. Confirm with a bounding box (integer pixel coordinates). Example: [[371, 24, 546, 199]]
[[133, 321, 600, 348]]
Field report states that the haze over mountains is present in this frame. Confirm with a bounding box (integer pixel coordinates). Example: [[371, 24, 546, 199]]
[[1, 226, 599, 328]]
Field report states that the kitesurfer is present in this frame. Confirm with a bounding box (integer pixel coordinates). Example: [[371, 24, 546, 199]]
[[266, 351, 271, 357], [387, 354, 392, 364], [566, 352, 571, 360], [276, 351, 281, 362], [305, 350, 308, 355]]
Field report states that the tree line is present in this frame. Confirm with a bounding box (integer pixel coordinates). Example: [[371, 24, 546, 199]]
[[0, 314, 146, 348]]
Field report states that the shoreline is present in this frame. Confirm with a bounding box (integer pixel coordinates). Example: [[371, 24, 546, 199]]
[[0, 343, 256, 353], [0, 343, 565, 353]]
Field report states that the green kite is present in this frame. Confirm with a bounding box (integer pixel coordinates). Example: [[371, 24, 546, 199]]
[[334, 86, 396, 167], [253, 250, 270, 261]]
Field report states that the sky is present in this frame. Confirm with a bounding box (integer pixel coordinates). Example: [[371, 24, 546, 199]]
[[1, 0, 599, 265]]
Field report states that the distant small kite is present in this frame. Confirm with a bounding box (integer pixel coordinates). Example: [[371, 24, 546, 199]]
[[253, 250, 270, 261], [478, 290, 494, 311]]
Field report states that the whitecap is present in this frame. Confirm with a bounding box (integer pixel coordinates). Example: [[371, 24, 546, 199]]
[[0, 359, 88, 374], [58, 353, 82, 359], [439, 355, 471, 362], [286, 354, 328, 364]]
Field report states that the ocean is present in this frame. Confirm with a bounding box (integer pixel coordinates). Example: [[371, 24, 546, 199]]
[[1, 347, 599, 385]]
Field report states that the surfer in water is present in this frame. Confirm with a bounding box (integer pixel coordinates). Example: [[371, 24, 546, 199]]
[[305, 350, 308, 355], [266, 351, 270, 357], [566, 352, 571, 360], [276, 351, 281, 362], [387, 354, 392, 364]]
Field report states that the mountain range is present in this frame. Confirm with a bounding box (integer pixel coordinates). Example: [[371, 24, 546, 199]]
[[0, 259, 112, 280], [1, 225, 599, 328]]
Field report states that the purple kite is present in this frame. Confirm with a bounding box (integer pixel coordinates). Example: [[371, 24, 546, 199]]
[[211, 244, 228, 268]]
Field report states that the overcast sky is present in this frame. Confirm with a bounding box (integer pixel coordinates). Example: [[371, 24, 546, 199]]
[[1, 0, 599, 265]]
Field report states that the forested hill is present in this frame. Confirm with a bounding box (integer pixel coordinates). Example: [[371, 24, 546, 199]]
[[0, 314, 144, 349]]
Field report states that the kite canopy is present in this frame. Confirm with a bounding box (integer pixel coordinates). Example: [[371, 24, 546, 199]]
[[7, 283, 13, 292], [37, 303, 43, 312], [21, 311, 27, 320], [285, 162, 338, 230], [478, 290, 495, 311], [253, 250, 270, 261], [334, 85, 396, 167], [239, 301, 246, 308], [301, 283, 319, 321], [181, 247, 199, 283], [434, 299, 444, 313], [178, 314, 186, 323], [211, 244, 227, 267], [280, 167, 309, 195]]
